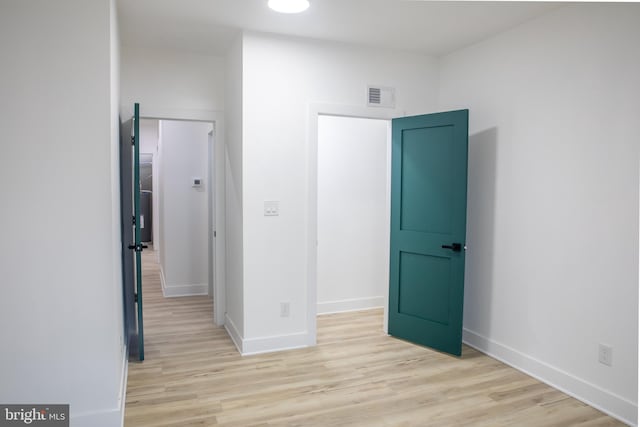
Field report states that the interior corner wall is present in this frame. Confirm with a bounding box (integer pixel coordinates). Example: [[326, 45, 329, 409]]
[[239, 32, 438, 352], [223, 35, 245, 346], [437, 4, 639, 424], [0, 1, 125, 426]]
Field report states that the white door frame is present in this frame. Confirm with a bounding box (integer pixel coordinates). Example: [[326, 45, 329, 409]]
[[210, 123, 227, 326], [139, 106, 227, 327], [306, 103, 396, 346], [208, 131, 215, 300]]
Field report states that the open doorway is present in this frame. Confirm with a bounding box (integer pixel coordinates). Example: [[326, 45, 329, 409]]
[[137, 118, 224, 325], [315, 114, 392, 331], [139, 154, 153, 244]]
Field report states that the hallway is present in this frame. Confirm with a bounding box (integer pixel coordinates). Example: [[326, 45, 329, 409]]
[[134, 247, 218, 361], [123, 251, 623, 427]]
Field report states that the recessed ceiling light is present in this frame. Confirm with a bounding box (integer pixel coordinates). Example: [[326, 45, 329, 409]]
[[268, 0, 310, 14]]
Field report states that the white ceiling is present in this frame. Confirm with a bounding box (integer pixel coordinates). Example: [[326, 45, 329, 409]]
[[118, 0, 563, 57]]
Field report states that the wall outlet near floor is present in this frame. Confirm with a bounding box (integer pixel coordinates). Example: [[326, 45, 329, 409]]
[[598, 344, 613, 366], [280, 302, 290, 318]]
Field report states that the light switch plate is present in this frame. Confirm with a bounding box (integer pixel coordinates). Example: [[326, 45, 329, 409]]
[[264, 201, 279, 216]]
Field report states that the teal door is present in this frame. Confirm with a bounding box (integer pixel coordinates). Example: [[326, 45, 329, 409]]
[[120, 103, 145, 361], [132, 103, 145, 361], [388, 110, 468, 356]]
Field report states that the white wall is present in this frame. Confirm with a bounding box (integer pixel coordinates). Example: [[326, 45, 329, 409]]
[[0, 1, 126, 426], [438, 4, 639, 424], [238, 32, 438, 353], [140, 118, 159, 154], [108, 0, 127, 424], [223, 35, 245, 344], [317, 116, 389, 314], [120, 45, 224, 119], [157, 120, 212, 296]]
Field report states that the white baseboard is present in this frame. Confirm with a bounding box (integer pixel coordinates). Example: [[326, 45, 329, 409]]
[[242, 331, 310, 356], [223, 314, 311, 356], [162, 283, 208, 297], [463, 328, 637, 426], [224, 314, 243, 354], [159, 266, 207, 297], [71, 407, 123, 427], [118, 346, 128, 427], [317, 296, 384, 315]]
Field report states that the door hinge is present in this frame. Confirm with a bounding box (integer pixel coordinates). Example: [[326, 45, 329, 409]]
[[134, 293, 138, 303], [131, 136, 135, 146], [132, 216, 136, 225]]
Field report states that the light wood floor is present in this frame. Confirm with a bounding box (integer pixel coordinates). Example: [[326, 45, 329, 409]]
[[124, 249, 624, 427]]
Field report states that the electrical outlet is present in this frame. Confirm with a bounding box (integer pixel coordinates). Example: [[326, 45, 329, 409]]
[[280, 302, 290, 318], [598, 344, 613, 366], [264, 201, 280, 216]]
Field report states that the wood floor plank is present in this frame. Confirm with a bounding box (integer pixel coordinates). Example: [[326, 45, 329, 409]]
[[124, 249, 625, 426]]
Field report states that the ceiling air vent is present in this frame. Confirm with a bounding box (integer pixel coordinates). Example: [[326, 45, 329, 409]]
[[367, 85, 395, 108]]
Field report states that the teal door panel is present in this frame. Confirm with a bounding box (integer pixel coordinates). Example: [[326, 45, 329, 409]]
[[119, 118, 137, 357], [400, 125, 454, 234], [388, 110, 468, 356], [120, 103, 145, 362], [133, 103, 145, 361]]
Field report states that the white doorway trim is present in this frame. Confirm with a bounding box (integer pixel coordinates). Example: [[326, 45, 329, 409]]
[[208, 130, 215, 301], [209, 124, 227, 327], [138, 106, 227, 327], [306, 103, 396, 346]]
